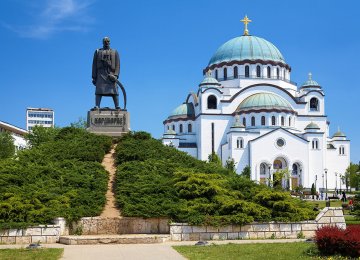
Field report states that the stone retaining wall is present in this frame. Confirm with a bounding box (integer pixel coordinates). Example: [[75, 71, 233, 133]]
[[73, 217, 169, 235], [170, 207, 346, 241]]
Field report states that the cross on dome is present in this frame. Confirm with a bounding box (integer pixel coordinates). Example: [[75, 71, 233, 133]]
[[240, 15, 252, 36], [206, 70, 212, 77], [308, 72, 312, 80]]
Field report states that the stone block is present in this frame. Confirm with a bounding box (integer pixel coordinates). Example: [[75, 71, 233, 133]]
[[240, 225, 253, 232], [15, 236, 31, 244], [333, 210, 344, 217], [248, 232, 257, 239], [301, 224, 317, 231], [171, 233, 182, 241], [227, 232, 239, 240], [210, 233, 227, 240], [331, 217, 345, 223], [265, 232, 275, 239], [181, 234, 190, 241], [253, 224, 269, 232], [317, 217, 331, 224], [336, 223, 346, 229], [302, 231, 315, 238], [0, 229, 9, 236], [189, 233, 200, 241], [283, 231, 293, 238], [1, 236, 16, 244], [199, 233, 211, 241], [192, 226, 206, 233], [206, 226, 218, 232], [239, 232, 249, 239], [269, 223, 280, 232], [31, 236, 47, 244], [279, 224, 292, 232], [219, 225, 232, 232], [46, 236, 58, 244], [170, 225, 182, 234], [324, 210, 334, 217], [42, 227, 60, 236], [232, 225, 241, 232], [8, 229, 23, 236], [182, 226, 193, 234], [159, 218, 170, 233], [256, 232, 265, 239], [276, 232, 285, 238], [24, 228, 42, 236]]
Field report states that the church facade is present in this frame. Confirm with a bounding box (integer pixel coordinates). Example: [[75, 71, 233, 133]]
[[162, 17, 350, 191]]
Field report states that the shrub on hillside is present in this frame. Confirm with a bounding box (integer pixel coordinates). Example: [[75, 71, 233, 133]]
[[0, 127, 112, 229], [115, 132, 316, 226], [315, 225, 360, 258]]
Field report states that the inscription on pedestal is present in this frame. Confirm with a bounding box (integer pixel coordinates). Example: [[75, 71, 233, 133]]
[[87, 108, 130, 137]]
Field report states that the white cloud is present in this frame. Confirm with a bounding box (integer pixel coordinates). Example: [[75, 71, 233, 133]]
[[4, 0, 94, 39]]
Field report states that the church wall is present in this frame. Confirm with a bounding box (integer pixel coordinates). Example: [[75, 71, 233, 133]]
[[249, 129, 309, 186], [306, 134, 325, 189], [179, 147, 198, 158], [326, 141, 350, 190]]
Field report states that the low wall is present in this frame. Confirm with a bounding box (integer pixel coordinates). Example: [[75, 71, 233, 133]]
[[73, 217, 169, 235], [0, 218, 67, 244], [170, 207, 346, 241]]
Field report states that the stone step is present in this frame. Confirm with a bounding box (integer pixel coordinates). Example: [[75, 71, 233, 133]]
[[59, 234, 170, 245]]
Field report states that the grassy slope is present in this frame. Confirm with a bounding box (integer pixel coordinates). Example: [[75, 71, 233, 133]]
[[0, 248, 63, 260]]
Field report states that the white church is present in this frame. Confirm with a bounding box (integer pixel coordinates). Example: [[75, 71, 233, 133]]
[[162, 16, 350, 191]]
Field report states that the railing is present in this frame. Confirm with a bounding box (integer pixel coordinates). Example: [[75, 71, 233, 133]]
[[215, 74, 297, 86]]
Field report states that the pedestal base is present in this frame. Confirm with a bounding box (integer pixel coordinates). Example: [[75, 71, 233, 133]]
[[87, 108, 130, 137]]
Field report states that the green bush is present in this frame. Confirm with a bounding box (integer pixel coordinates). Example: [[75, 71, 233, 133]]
[[115, 132, 316, 226], [0, 127, 112, 229]]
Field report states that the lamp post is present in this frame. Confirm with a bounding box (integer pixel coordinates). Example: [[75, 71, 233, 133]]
[[324, 168, 328, 200], [268, 165, 271, 188], [315, 174, 318, 191], [335, 172, 338, 193], [322, 173, 325, 195]]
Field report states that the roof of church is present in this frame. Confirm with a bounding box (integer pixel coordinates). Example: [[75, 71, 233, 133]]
[[333, 130, 346, 137], [305, 122, 320, 130], [199, 73, 221, 87], [169, 103, 195, 118], [237, 92, 292, 111], [208, 35, 285, 67]]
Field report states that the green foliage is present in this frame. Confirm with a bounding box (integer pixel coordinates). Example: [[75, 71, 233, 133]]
[[70, 117, 87, 129], [225, 157, 236, 174], [241, 165, 251, 179], [311, 183, 316, 196], [115, 132, 316, 226], [208, 152, 221, 166], [347, 163, 360, 189], [0, 132, 15, 159], [0, 127, 112, 229], [25, 126, 59, 147]]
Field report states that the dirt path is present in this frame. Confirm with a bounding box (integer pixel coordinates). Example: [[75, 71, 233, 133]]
[[100, 144, 121, 218]]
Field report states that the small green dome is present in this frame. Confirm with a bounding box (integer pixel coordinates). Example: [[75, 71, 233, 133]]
[[165, 129, 176, 135], [231, 116, 245, 128], [208, 35, 286, 67], [333, 130, 346, 137], [305, 122, 320, 130], [301, 72, 320, 88], [199, 72, 221, 87], [237, 93, 293, 112], [169, 103, 195, 118]]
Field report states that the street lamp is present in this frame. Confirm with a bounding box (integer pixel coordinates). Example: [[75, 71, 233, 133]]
[[335, 172, 338, 192], [268, 165, 271, 188], [324, 168, 328, 200], [315, 175, 318, 191]]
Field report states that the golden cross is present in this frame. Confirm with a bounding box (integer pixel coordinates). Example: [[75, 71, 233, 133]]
[[240, 15, 252, 36]]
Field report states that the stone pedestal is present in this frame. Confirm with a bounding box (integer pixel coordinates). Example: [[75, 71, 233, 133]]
[[87, 108, 130, 137]]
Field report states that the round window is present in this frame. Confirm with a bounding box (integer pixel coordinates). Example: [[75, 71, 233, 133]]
[[276, 138, 285, 147]]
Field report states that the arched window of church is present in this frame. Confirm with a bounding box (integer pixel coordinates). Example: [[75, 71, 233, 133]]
[[277, 68, 280, 79], [251, 116, 255, 126], [188, 123, 192, 133], [310, 97, 319, 111], [260, 163, 266, 175], [223, 67, 227, 80], [271, 116, 276, 126], [242, 117, 246, 126], [289, 117, 291, 126], [215, 69, 218, 79], [245, 65, 250, 78], [267, 66, 271, 78], [281, 116, 284, 126], [167, 125, 169, 130], [261, 116, 266, 126], [179, 124, 183, 133], [172, 125, 175, 131], [342, 146, 345, 155], [207, 95, 217, 109], [236, 137, 244, 149], [283, 69, 286, 79], [292, 164, 298, 175], [256, 65, 261, 78], [234, 66, 238, 78], [339, 146, 345, 155]]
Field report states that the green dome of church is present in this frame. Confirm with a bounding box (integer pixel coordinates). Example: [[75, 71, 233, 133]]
[[237, 93, 292, 111], [208, 35, 286, 67], [301, 72, 320, 88], [169, 103, 195, 118]]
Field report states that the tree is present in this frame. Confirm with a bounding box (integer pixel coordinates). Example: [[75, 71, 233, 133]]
[[241, 165, 251, 179], [311, 183, 316, 199], [347, 163, 360, 190], [0, 132, 15, 159], [208, 152, 221, 166], [272, 169, 290, 190], [225, 157, 236, 174], [70, 117, 87, 129], [25, 125, 59, 147]]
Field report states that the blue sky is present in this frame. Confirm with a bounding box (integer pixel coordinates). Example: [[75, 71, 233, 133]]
[[0, 0, 359, 162]]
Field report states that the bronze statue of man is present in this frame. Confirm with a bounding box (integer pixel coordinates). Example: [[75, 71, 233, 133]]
[[92, 37, 120, 109]]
